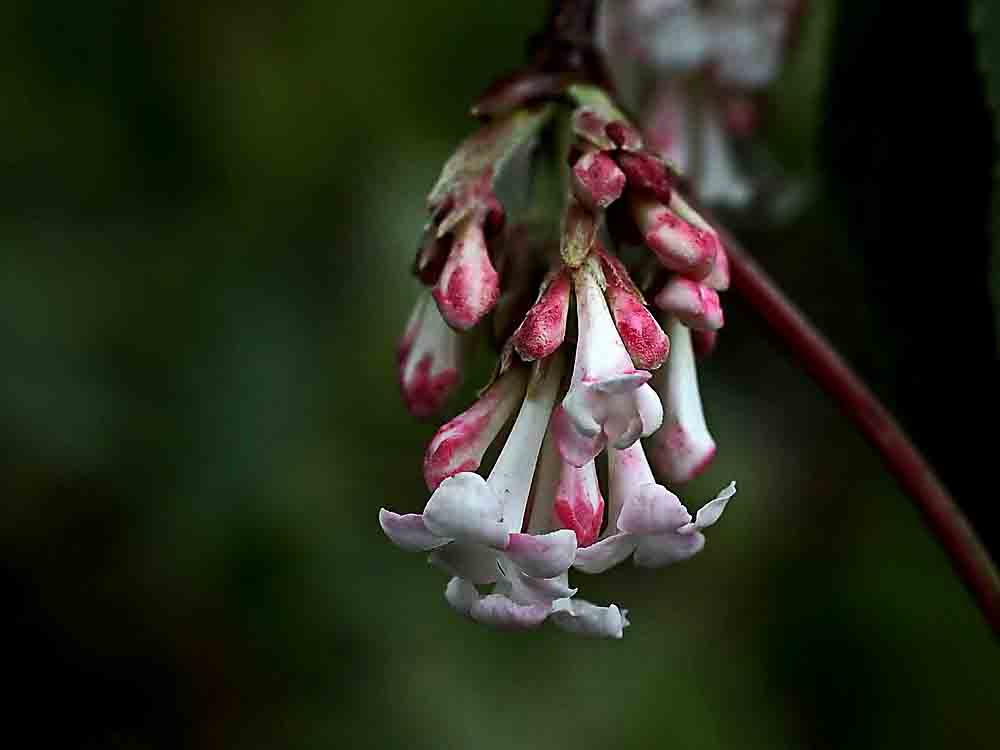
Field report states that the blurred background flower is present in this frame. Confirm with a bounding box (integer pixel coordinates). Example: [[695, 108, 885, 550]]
[[2, 1, 998, 748]]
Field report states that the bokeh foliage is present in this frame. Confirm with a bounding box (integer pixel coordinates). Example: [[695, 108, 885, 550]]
[[2, 2, 998, 748]]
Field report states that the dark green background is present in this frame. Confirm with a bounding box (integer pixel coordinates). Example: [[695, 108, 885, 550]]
[[2, 1, 997, 748]]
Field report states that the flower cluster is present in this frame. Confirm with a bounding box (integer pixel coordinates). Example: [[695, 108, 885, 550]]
[[600, 0, 806, 208], [386, 80, 737, 638]]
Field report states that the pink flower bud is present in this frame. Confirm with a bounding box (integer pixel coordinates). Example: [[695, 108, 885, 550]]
[[703, 245, 730, 291], [605, 120, 644, 151], [571, 151, 627, 210], [632, 197, 719, 280], [654, 278, 724, 331], [432, 220, 500, 331], [423, 368, 528, 490], [605, 284, 670, 369], [616, 150, 673, 206], [398, 294, 462, 418], [511, 272, 571, 362]]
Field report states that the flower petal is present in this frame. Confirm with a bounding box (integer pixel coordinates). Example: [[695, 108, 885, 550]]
[[423, 472, 508, 549], [632, 530, 705, 567], [505, 530, 578, 579], [378, 509, 449, 552], [469, 595, 551, 630], [680, 481, 736, 532], [617, 483, 691, 536], [497, 564, 576, 606], [550, 598, 630, 639], [430, 541, 500, 585], [572, 533, 638, 574]]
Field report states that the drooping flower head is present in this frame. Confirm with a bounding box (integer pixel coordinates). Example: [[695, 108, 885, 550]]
[[383, 19, 750, 635]]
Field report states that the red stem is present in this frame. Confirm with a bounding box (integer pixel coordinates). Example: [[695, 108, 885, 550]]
[[722, 228, 1000, 633]]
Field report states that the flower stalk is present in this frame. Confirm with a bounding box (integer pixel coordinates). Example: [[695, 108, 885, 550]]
[[720, 225, 1000, 633]]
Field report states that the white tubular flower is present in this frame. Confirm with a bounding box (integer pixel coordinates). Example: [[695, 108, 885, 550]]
[[397, 293, 462, 418], [575, 439, 736, 573], [647, 316, 717, 483], [381, 354, 581, 632], [556, 262, 663, 467]]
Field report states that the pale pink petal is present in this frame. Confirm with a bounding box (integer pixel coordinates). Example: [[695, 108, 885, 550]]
[[469, 595, 551, 630], [497, 565, 576, 606], [617, 483, 691, 536], [633, 530, 705, 567], [572, 533, 638, 574], [550, 598, 629, 639], [679, 481, 736, 532], [378, 509, 448, 552]]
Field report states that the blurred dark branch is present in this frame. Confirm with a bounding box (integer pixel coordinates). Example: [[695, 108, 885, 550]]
[[722, 227, 1000, 634]]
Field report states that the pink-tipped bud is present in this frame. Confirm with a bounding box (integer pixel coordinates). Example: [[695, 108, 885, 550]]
[[632, 197, 719, 280], [398, 295, 462, 418], [615, 151, 673, 206], [654, 278, 724, 331], [512, 272, 571, 362], [605, 285, 670, 370], [423, 368, 528, 490], [692, 330, 718, 358], [432, 220, 500, 331], [571, 151, 626, 211], [605, 120, 643, 151], [703, 245, 730, 291], [553, 459, 606, 547]]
